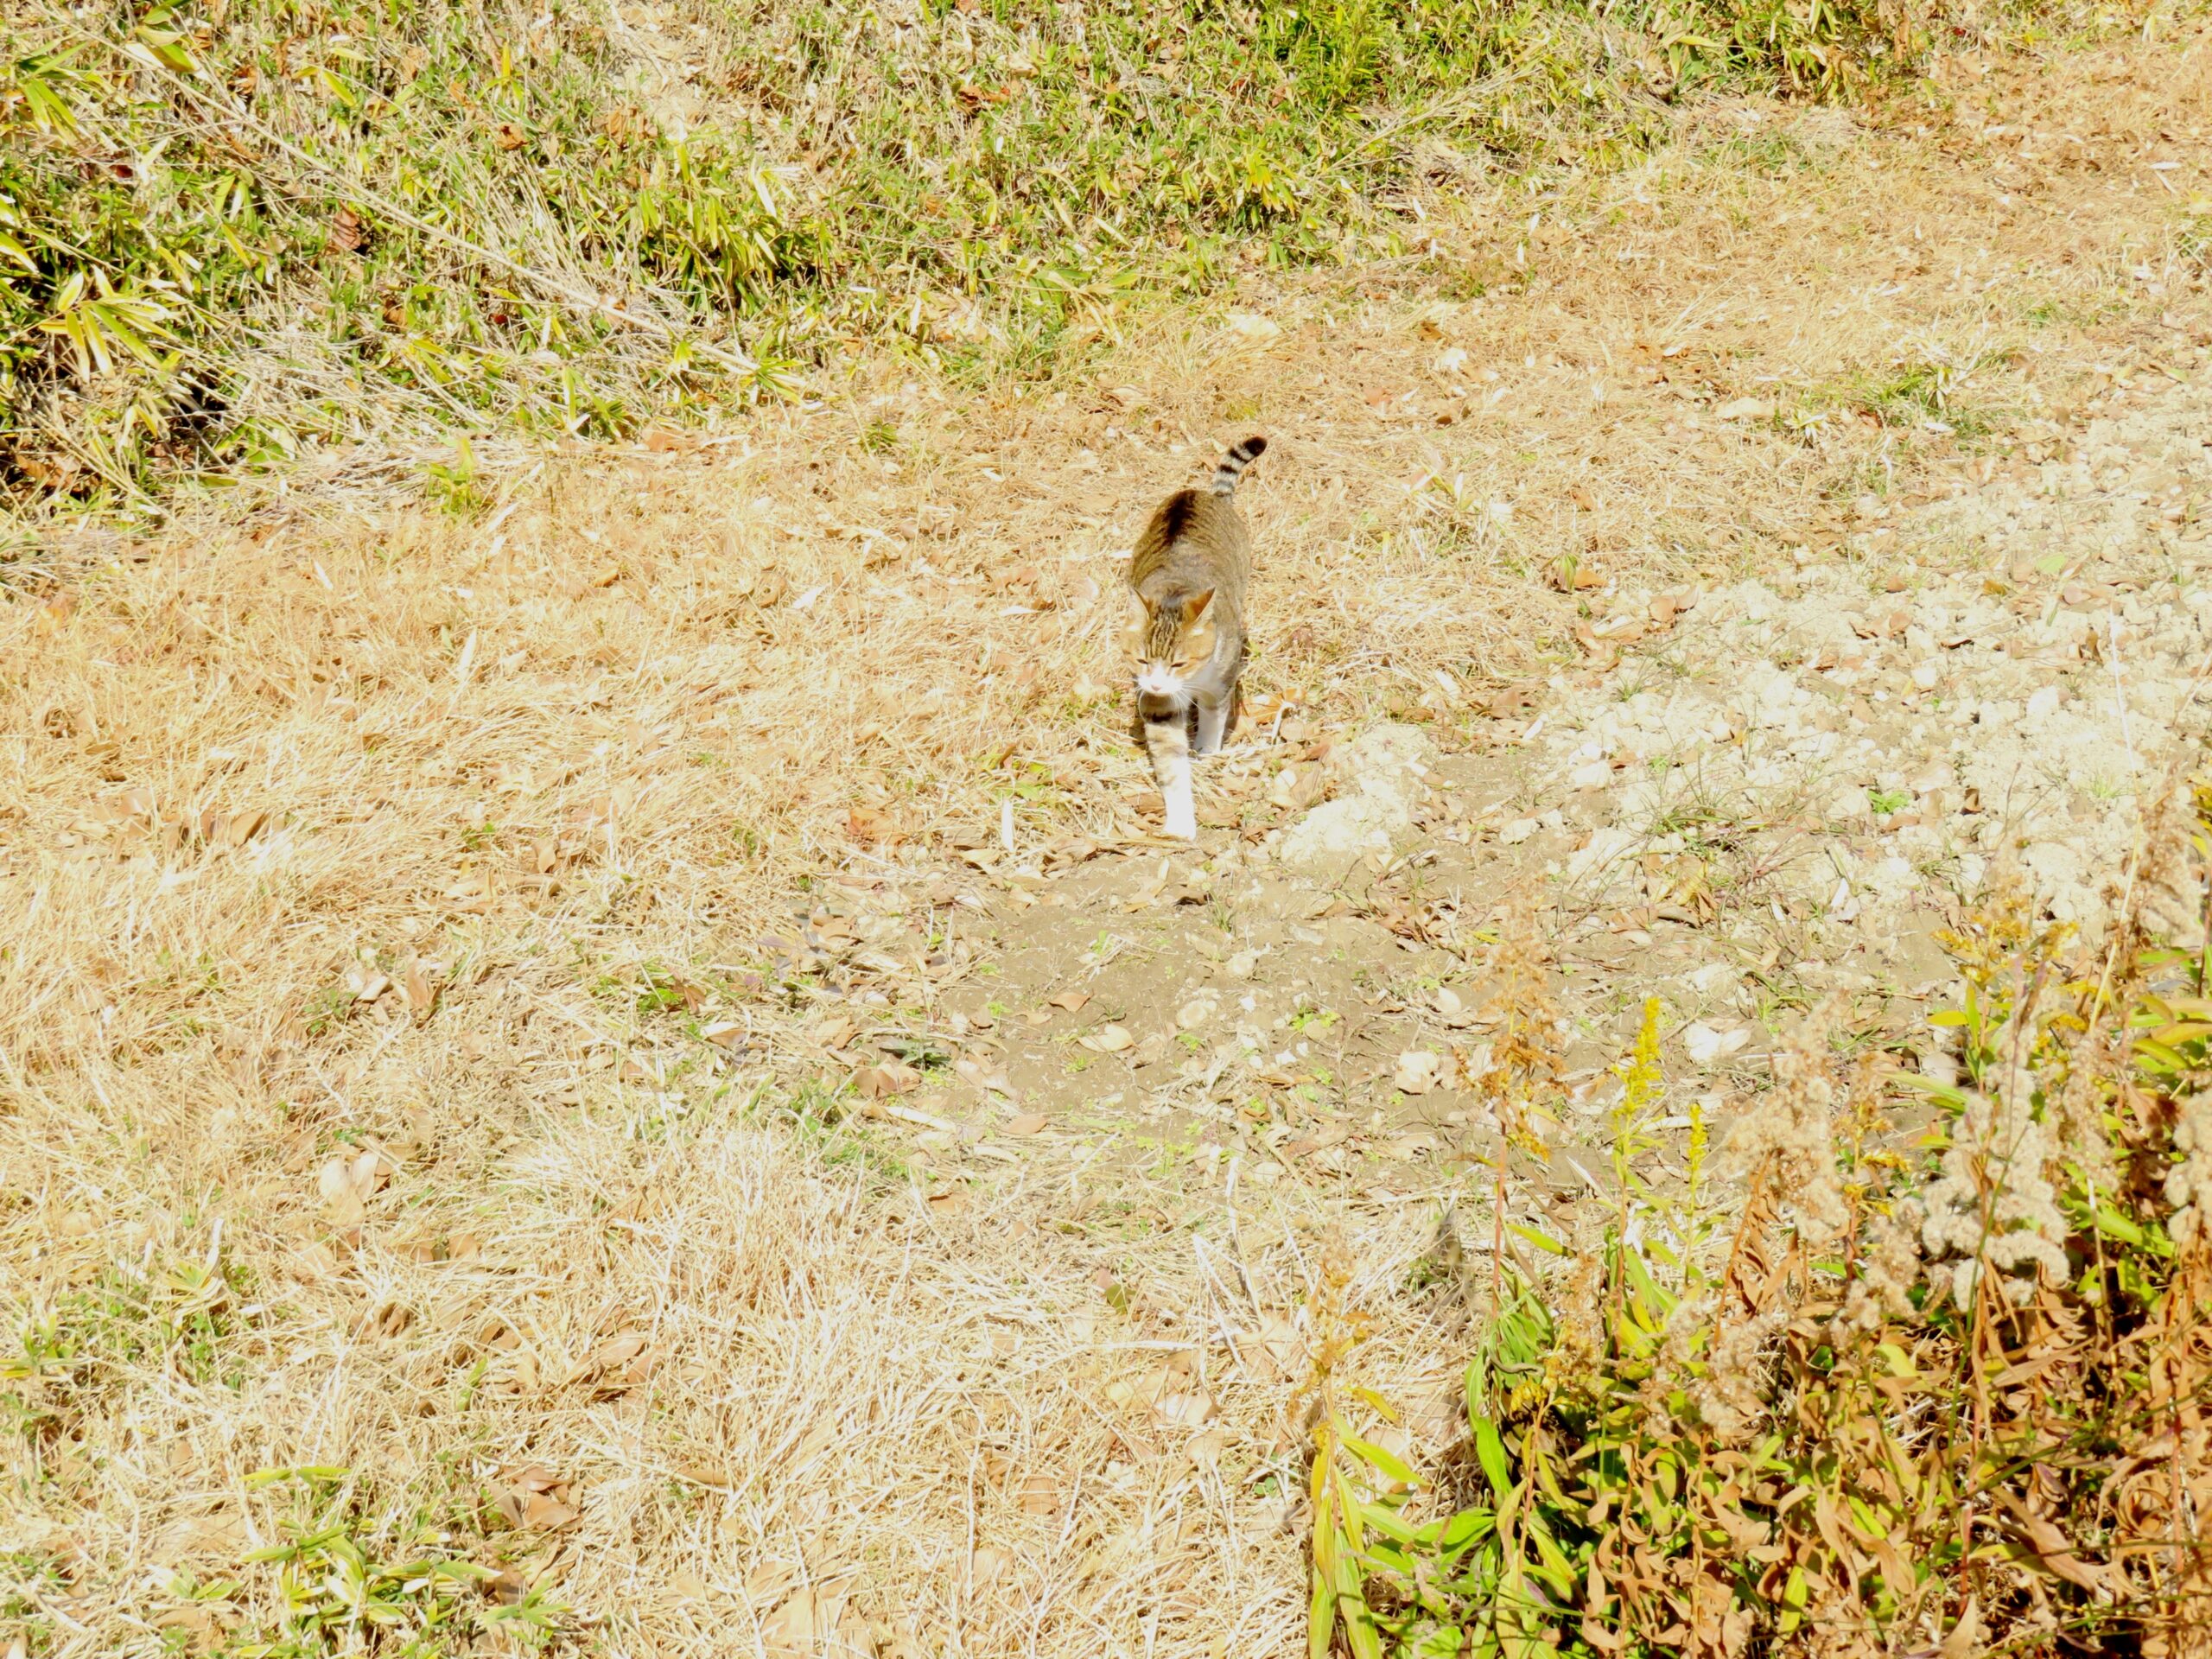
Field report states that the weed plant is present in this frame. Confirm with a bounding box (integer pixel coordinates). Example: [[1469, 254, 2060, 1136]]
[[3, 0, 1926, 508], [1311, 779, 2212, 1656]]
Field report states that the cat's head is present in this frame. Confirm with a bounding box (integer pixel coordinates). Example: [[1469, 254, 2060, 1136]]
[[1124, 589, 1216, 696]]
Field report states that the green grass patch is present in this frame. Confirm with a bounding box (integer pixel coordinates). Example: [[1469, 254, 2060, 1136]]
[[4, 0, 1929, 509]]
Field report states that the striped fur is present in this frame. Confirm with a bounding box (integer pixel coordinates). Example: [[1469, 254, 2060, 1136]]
[[1210, 435, 1268, 497], [1124, 436, 1267, 838]]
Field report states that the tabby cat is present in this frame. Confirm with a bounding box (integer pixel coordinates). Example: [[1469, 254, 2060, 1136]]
[[1123, 435, 1267, 839]]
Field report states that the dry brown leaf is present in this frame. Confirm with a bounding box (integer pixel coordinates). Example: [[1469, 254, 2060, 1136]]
[[1394, 1051, 1441, 1095], [315, 1147, 387, 1224], [846, 804, 906, 845], [1153, 1385, 1218, 1428], [670, 1452, 731, 1488], [1017, 1473, 1061, 1515], [926, 1185, 969, 1217], [343, 965, 390, 1003], [952, 1057, 1014, 1096], [760, 1597, 821, 1656], [1078, 1024, 1132, 1053], [489, 1464, 581, 1531], [1003, 1112, 1048, 1136], [1046, 988, 1090, 1013], [853, 1061, 919, 1098], [1270, 764, 1326, 810], [1241, 1311, 1306, 1380], [568, 1329, 657, 1395], [402, 962, 439, 1015], [524, 1490, 581, 1529]]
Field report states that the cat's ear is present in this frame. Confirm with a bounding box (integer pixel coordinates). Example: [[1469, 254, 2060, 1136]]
[[1185, 588, 1215, 621], [1122, 592, 1150, 635]]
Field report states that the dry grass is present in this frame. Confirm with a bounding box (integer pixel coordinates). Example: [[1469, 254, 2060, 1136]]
[[4, 25, 2212, 1658]]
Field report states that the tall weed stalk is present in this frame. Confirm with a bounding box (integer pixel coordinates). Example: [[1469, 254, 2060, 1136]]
[[1313, 778, 2212, 1656]]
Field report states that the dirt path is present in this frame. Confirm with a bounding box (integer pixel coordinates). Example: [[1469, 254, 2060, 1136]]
[[823, 350, 2212, 1223]]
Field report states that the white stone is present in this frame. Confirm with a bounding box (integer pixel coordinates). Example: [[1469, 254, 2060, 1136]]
[[1277, 724, 1435, 879]]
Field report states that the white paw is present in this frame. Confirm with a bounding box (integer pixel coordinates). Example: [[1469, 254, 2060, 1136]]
[[1165, 807, 1198, 840]]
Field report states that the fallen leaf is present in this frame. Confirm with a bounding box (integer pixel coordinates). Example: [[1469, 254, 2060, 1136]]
[[344, 965, 390, 1003], [674, 1456, 733, 1489], [1176, 997, 1216, 1031], [1154, 1386, 1218, 1427], [853, 1061, 919, 1098], [566, 1330, 657, 1395], [1224, 311, 1281, 343], [1714, 397, 1774, 422], [1003, 1112, 1048, 1136], [1270, 764, 1325, 810], [1079, 1024, 1133, 1052], [1242, 1310, 1305, 1380], [953, 1057, 1014, 1096], [1683, 1021, 1751, 1065], [761, 1587, 831, 1656], [1017, 1472, 1061, 1515], [1046, 989, 1090, 1013], [489, 1465, 582, 1531], [970, 1545, 1014, 1588], [1394, 1051, 1442, 1095], [522, 1495, 579, 1530], [494, 120, 529, 149], [402, 962, 439, 1015], [329, 205, 366, 254]]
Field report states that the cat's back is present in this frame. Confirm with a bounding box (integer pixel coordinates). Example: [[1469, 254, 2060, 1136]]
[[1131, 486, 1249, 593]]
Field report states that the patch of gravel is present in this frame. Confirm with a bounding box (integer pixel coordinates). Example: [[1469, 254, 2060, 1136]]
[[1510, 370, 2212, 956]]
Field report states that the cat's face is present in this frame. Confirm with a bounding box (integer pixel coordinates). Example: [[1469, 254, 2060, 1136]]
[[1125, 591, 1216, 696]]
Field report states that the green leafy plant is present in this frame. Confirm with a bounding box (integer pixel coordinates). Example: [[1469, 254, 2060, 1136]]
[[1312, 779, 2212, 1656], [3, 0, 1932, 508]]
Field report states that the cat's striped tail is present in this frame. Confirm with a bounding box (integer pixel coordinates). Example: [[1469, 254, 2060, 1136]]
[[1209, 435, 1268, 497]]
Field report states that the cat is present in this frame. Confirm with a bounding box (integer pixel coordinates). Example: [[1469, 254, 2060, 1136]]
[[1123, 435, 1267, 839]]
